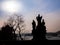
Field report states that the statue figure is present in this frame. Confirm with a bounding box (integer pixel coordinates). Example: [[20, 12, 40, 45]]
[[32, 14, 47, 40]]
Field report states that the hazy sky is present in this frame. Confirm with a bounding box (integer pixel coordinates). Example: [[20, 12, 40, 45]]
[[0, 0, 60, 33]]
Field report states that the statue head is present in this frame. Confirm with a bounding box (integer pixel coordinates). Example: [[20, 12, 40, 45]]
[[32, 20, 36, 25], [36, 14, 42, 22], [42, 19, 45, 25]]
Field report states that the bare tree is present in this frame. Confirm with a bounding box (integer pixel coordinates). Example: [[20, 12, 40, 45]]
[[7, 14, 25, 40]]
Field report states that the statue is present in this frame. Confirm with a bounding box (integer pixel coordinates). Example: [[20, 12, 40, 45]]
[[32, 14, 47, 40]]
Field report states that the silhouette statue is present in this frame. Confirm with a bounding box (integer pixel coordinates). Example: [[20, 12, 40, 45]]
[[32, 20, 36, 40], [32, 14, 47, 40]]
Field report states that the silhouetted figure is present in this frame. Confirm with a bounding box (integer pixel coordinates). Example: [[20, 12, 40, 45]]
[[0, 24, 16, 41], [32, 20, 36, 40], [32, 14, 47, 40], [41, 19, 46, 39]]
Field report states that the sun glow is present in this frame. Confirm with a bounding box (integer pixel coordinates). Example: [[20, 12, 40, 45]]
[[1, 1, 23, 13]]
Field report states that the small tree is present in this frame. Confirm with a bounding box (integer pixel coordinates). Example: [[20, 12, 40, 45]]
[[7, 14, 25, 40], [0, 24, 14, 40]]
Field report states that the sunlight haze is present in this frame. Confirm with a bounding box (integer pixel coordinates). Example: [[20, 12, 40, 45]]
[[0, 0, 60, 33]]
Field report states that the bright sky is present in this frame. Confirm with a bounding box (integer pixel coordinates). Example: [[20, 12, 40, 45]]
[[0, 0, 60, 33]]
